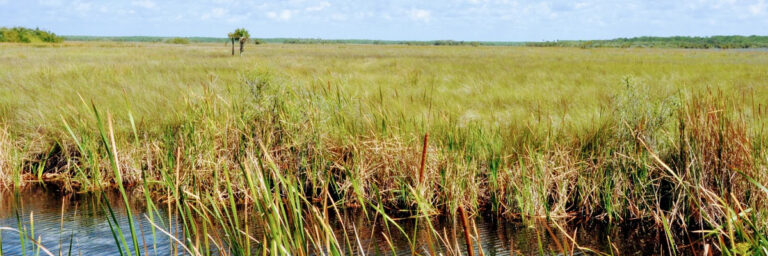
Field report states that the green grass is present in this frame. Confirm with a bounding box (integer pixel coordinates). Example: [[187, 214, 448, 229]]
[[1, 41, 767, 254]]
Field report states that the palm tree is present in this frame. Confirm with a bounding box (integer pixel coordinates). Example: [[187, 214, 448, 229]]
[[227, 28, 250, 56], [227, 32, 235, 56], [235, 28, 250, 55]]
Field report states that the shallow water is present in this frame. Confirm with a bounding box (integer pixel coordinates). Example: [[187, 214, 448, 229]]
[[1, 188, 667, 255], [0, 189, 188, 256], [329, 210, 665, 255]]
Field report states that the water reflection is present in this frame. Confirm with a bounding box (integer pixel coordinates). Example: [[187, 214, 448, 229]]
[[1, 188, 663, 255], [0, 188, 184, 256], [328, 210, 663, 255]]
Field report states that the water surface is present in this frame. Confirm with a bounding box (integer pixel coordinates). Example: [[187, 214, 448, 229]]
[[1, 188, 665, 255]]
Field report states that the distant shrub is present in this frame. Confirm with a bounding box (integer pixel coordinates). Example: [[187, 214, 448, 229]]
[[252, 39, 264, 45], [0, 27, 63, 43], [284, 38, 328, 44], [165, 37, 190, 44], [402, 41, 430, 46], [433, 40, 483, 46], [579, 40, 595, 49], [433, 40, 462, 46]]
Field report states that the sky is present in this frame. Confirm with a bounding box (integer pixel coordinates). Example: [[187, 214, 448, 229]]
[[1, 0, 767, 41]]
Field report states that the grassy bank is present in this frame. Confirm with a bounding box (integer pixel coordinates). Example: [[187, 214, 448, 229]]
[[1, 42, 767, 254]]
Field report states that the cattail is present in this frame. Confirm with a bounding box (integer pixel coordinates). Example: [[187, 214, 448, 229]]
[[458, 205, 474, 256], [418, 132, 429, 184]]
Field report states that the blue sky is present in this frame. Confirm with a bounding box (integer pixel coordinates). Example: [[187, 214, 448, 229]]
[[1, 0, 767, 41]]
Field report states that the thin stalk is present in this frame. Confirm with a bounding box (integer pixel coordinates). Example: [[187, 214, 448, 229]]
[[458, 205, 474, 256]]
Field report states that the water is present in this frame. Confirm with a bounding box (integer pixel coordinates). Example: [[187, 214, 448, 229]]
[[328, 211, 664, 255], [1, 188, 665, 255], [0, 189, 189, 256]]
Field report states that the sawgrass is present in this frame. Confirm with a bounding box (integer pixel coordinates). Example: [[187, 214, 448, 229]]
[[1, 42, 768, 254]]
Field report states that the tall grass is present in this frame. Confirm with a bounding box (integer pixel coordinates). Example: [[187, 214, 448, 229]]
[[0, 127, 12, 189], [1, 42, 767, 254]]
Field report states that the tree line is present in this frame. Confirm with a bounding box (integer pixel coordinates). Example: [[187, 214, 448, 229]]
[[526, 35, 768, 49], [10, 26, 764, 50], [0, 27, 63, 43], [280, 38, 509, 46]]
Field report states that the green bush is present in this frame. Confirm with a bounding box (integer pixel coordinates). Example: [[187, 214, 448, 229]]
[[0, 27, 63, 43], [164, 37, 190, 44]]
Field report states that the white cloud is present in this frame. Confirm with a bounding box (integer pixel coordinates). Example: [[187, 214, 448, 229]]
[[280, 10, 294, 20], [267, 9, 296, 20], [305, 1, 330, 12], [574, 1, 591, 9], [131, 0, 156, 9], [749, 0, 766, 15], [202, 7, 228, 19], [408, 9, 431, 22]]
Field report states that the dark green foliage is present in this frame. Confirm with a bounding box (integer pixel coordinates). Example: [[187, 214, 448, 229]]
[[231, 28, 249, 40], [0, 27, 63, 43], [163, 37, 190, 44]]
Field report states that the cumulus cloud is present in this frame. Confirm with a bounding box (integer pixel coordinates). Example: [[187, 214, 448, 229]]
[[305, 1, 330, 12], [267, 9, 297, 20], [408, 9, 431, 22]]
